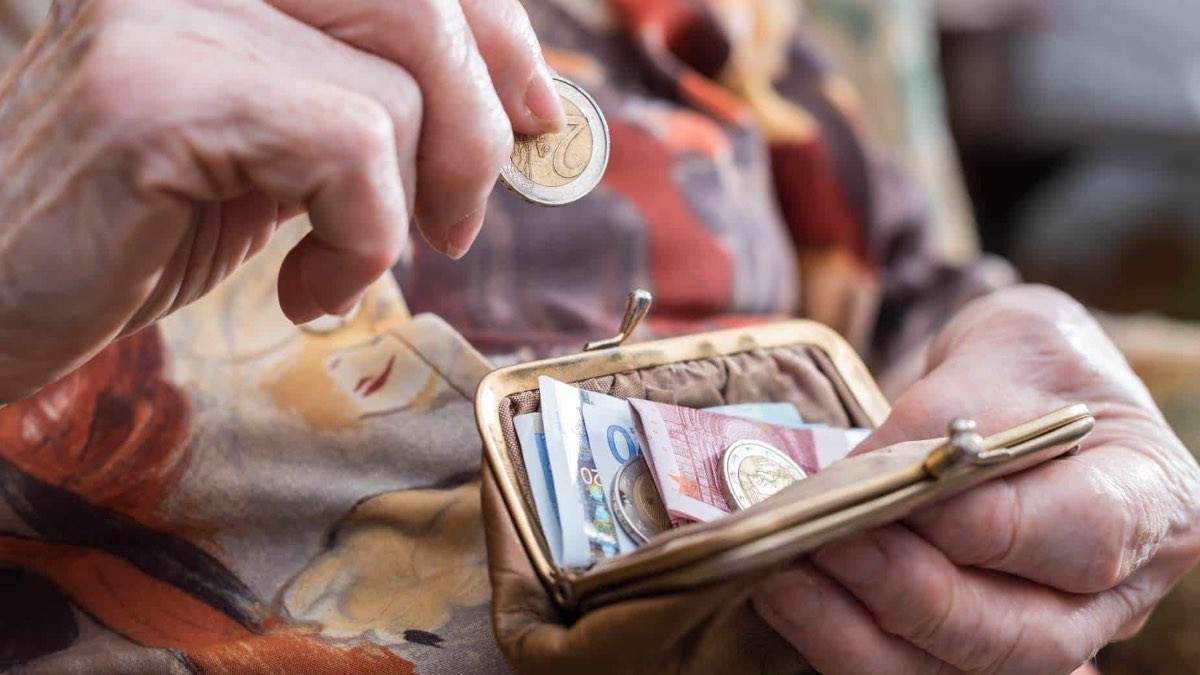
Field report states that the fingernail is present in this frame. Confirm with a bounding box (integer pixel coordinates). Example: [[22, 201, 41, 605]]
[[333, 291, 365, 318], [814, 535, 886, 586], [289, 304, 324, 326], [757, 567, 822, 624], [525, 61, 566, 133], [443, 207, 485, 260]]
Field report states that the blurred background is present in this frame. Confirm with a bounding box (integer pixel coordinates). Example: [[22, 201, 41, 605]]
[[936, 1, 1200, 671], [801, 0, 1199, 669]]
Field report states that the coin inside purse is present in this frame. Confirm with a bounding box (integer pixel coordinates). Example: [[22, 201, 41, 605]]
[[476, 320, 893, 612]]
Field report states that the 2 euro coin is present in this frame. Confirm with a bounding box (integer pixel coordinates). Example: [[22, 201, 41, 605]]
[[498, 76, 610, 207]]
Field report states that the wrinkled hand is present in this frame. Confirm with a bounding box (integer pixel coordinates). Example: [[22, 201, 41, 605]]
[[755, 286, 1200, 674], [0, 0, 563, 403]]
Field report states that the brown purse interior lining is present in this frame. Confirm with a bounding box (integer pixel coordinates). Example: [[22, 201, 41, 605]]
[[496, 344, 874, 546]]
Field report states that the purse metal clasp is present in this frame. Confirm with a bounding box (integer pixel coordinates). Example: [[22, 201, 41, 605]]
[[924, 418, 991, 477], [923, 410, 1092, 478], [583, 289, 653, 352]]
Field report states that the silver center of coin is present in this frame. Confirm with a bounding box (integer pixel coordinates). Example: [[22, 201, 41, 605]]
[[611, 456, 670, 544], [721, 440, 808, 511]]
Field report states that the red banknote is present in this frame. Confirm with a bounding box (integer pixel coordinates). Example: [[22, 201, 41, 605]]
[[629, 399, 855, 523]]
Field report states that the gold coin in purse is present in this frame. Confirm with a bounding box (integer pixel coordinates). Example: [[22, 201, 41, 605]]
[[476, 291, 1094, 675]]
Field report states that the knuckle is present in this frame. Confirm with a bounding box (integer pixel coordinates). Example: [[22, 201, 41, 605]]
[[893, 604, 948, 648], [892, 568, 954, 645], [383, 72, 424, 130], [397, 0, 474, 70], [1113, 608, 1153, 642], [428, 106, 512, 187], [1035, 628, 1091, 673], [330, 98, 397, 165], [1090, 522, 1135, 592], [1002, 284, 1087, 316], [886, 379, 956, 435], [976, 479, 1023, 567], [1066, 465, 1141, 592], [987, 301, 1108, 395], [499, 0, 539, 51], [384, 74, 427, 157], [358, 247, 400, 279], [859, 536, 951, 644], [920, 479, 1022, 569], [72, 23, 148, 127], [485, 0, 541, 74], [936, 285, 1096, 363], [365, 70, 424, 159], [983, 285, 1089, 328], [482, 112, 516, 165]]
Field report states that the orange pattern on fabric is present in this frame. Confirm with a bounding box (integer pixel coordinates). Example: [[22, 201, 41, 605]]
[[543, 48, 604, 85], [603, 119, 732, 316], [283, 484, 490, 644], [644, 106, 731, 160], [770, 140, 869, 261], [613, 0, 747, 124], [0, 329, 189, 528], [677, 71, 746, 124], [0, 535, 252, 649], [184, 632, 415, 675], [610, 0, 695, 36]]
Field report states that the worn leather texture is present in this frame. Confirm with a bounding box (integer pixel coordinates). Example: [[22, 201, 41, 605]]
[[484, 467, 810, 675]]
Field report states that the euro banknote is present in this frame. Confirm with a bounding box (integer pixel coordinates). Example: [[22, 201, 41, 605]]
[[578, 388, 648, 554], [629, 399, 857, 523], [704, 402, 811, 428], [538, 376, 620, 566], [513, 412, 564, 566]]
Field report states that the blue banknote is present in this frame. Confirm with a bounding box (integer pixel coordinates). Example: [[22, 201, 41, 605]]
[[513, 412, 564, 566], [579, 388, 645, 553], [538, 376, 620, 567], [704, 402, 818, 428]]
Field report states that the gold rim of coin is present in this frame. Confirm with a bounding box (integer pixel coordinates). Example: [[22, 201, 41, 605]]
[[611, 456, 670, 544], [720, 440, 808, 512], [498, 76, 610, 207]]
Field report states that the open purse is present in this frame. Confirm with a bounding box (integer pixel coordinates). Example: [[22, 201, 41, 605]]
[[476, 291, 1095, 674]]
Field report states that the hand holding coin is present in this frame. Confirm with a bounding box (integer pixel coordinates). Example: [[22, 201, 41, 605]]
[[500, 77, 611, 206], [0, 0, 571, 404]]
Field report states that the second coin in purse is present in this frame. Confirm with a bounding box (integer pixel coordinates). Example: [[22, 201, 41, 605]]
[[514, 375, 874, 569]]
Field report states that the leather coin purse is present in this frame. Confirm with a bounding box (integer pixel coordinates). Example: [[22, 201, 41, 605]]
[[475, 291, 1094, 675]]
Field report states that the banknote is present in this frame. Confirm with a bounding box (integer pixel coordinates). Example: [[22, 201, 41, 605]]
[[538, 376, 620, 566], [845, 428, 871, 453], [629, 399, 856, 523], [513, 413, 564, 566], [579, 388, 646, 553], [707, 403, 872, 454], [704, 402, 811, 428]]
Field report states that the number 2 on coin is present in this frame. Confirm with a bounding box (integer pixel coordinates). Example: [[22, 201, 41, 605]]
[[552, 115, 589, 179]]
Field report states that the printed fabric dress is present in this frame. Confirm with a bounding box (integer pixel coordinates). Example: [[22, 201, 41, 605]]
[[0, 1, 1007, 673]]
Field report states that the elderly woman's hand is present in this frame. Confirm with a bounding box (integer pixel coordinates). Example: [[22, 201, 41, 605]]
[[0, 0, 563, 403], [755, 286, 1200, 674]]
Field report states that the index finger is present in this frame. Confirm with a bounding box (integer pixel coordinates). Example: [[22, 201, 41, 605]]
[[264, 0, 561, 259]]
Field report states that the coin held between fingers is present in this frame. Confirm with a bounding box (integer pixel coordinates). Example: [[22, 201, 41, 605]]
[[499, 76, 610, 207]]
